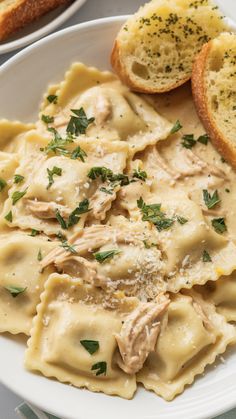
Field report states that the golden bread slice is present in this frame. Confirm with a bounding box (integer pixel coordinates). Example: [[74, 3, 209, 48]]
[[111, 0, 227, 93], [192, 32, 236, 168]]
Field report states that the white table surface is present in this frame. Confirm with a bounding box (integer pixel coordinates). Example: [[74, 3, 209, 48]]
[[0, 1, 235, 418]]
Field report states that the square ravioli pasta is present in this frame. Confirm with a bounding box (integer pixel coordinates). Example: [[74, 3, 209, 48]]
[[137, 291, 236, 401], [25, 273, 139, 398], [197, 271, 236, 322], [1, 130, 128, 235], [0, 232, 57, 335], [38, 62, 172, 156]]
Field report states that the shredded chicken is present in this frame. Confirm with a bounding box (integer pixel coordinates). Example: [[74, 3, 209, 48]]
[[89, 183, 119, 221], [26, 200, 70, 219], [41, 224, 141, 269], [151, 148, 179, 180], [115, 293, 170, 374], [93, 94, 111, 125], [183, 149, 227, 179], [56, 254, 106, 287]]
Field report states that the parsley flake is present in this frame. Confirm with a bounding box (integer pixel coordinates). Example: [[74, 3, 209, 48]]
[[47, 95, 58, 104], [133, 169, 147, 181], [12, 189, 27, 205], [177, 215, 188, 225], [47, 166, 62, 189], [198, 134, 209, 145], [170, 120, 182, 134], [4, 211, 12, 223], [30, 229, 40, 237], [181, 134, 196, 149], [41, 114, 54, 124], [55, 209, 68, 230], [70, 146, 87, 162], [60, 241, 77, 254], [80, 340, 99, 355], [66, 108, 95, 136], [14, 174, 24, 184], [137, 197, 175, 232], [4, 285, 27, 298], [91, 361, 107, 376], [203, 190, 220, 209], [94, 249, 121, 263], [44, 128, 74, 156], [68, 199, 90, 228], [0, 178, 6, 191], [100, 186, 114, 195], [37, 249, 43, 261], [211, 218, 227, 234], [202, 250, 212, 262]]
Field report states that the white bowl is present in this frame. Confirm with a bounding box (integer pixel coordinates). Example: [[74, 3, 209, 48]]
[[0, 13, 236, 419], [0, 0, 87, 55]]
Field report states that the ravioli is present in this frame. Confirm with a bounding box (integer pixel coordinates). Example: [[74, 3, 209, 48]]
[[198, 272, 236, 322], [137, 291, 236, 400], [2, 131, 128, 235], [0, 63, 236, 402], [0, 232, 56, 335], [25, 273, 137, 399], [38, 62, 172, 155]]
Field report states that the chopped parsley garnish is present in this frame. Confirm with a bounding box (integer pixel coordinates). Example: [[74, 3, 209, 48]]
[[94, 249, 121, 263], [5, 211, 12, 223], [137, 197, 174, 232], [55, 199, 90, 230], [100, 186, 114, 195], [80, 340, 99, 355], [14, 174, 24, 184], [176, 215, 188, 225], [88, 166, 113, 182], [88, 166, 129, 187], [202, 250, 212, 262], [60, 240, 77, 254], [91, 361, 107, 376], [4, 285, 27, 298], [182, 133, 209, 149], [66, 108, 95, 136], [67, 199, 90, 228], [211, 218, 227, 234], [133, 169, 147, 181], [170, 120, 182, 134], [37, 249, 43, 261], [203, 189, 220, 209], [181, 134, 196, 149], [55, 209, 67, 230], [198, 134, 209, 145], [41, 114, 54, 124], [47, 94, 58, 104], [0, 178, 6, 191], [30, 229, 40, 237], [12, 189, 27, 205], [70, 146, 87, 162], [47, 166, 62, 189], [44, 128, 74, 155]]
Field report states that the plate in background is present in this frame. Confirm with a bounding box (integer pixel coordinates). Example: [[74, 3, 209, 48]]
[[0, 0, 87, 55], [0, 6, 236, 419]]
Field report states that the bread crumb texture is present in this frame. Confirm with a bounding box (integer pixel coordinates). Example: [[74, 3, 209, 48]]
[[112, 0, 227, 93]]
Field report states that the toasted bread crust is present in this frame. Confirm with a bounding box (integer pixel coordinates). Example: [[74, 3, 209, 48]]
[[111, 40, 190, 94], [192, 41, 236, 169], [0, 0, 70, 41]]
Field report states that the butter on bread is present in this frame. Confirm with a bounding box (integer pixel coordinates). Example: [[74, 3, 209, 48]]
[[0, 0, 70, 41], [192, 32, 236, 169], [111, 0, 227, 94]]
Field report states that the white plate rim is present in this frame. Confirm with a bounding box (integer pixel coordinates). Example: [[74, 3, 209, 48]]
[[0, 13, 236, 419], [0, 0, 87, 55]]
